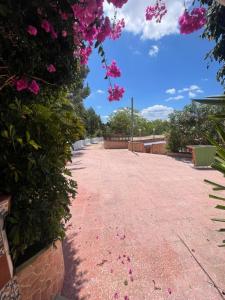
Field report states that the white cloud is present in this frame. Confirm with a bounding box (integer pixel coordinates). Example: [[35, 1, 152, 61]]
[[140, 105, 174, 120], [148, 45, 159, 57], [178, 85, 204, 98], [166, 88, 176, 95], [189, 92, 196, 98], [97, 89, 105, 94], [104, 0, 191, 40], [165, 95, 184, 102], [178, 85, 200, 93]]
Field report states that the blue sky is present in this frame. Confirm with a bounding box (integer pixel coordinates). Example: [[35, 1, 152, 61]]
[[84, 0, 223, 122]]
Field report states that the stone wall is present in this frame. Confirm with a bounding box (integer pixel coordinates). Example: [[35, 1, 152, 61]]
[[16, 241, 64, 300]]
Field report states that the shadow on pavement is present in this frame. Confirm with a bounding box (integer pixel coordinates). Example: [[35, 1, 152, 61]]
[[62, 237, 89, 300]]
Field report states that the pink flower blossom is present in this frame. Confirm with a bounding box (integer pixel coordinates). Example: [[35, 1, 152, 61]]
[[108, 85, 125, 101], [179, 7, 207, 34], [106, 60, 121, 78], [27, 25, 38, 36], [16, 78, 28, 91], [114, 292, 119, 299], [62, 30, 67, 37], [47, 64, 56, 73], [41, 20, 51, 33], [146, 0, 167, 23], [124, 296, 129, 300], [110, 19, 125, 40], [107, 0, 128, 8], [168, 288, 172, 295], [97, 17, 111, 43], [77, 46, 92, 65], [50, 25, 58, 39], [28, 80, 40, 95], [129, 269, 132, 275]]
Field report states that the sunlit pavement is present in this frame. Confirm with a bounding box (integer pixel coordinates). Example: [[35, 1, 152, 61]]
[[62, 144, 225, 300]]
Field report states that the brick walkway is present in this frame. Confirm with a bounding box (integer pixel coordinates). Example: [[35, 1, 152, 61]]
[[62, 144, 225, 300]]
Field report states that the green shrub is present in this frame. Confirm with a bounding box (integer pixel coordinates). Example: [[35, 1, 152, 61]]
[[0, 0, 86, 263]]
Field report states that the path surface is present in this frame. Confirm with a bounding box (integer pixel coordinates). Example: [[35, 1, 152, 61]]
[[62, 144, 225, 300]]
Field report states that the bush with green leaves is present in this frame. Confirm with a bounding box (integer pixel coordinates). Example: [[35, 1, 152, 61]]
[[167, 102, 223, 152], [1, 88, 85, 262], [0, 0, 87, 263], [195, 95, 225, 245]]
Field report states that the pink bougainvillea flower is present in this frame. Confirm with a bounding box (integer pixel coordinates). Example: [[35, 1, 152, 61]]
[[146, 0, 167, 23], [27, 25, 38, 36], [124, 296, 129, 300], [62, 30, 67, 37], [114, 292, 119, 299], [16, 78, 28, 91], [47, 64, 56, 73], [179, 7, 207, 34], [108, 85, 125, 101], [50, 27, 58, 39], [41, 20, 51, 33], [28, 80, 40, 95], [97, 17, 112, 43], [107, 0, 128, 8], [168, 288, 172, 294], [77, 46, 92, 65], [127, 256, 131, 262], [129, 269, 132, 275], [110, 19, 125, 40], [106, 60, 121, 78]]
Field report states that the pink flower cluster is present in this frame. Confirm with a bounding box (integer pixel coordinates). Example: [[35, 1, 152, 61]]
[[47, 64, 56, 73], [106, 61, 121, 78], [108, 84, 125, 101], [16, 78, 40, 95], [146, 0, 167, 23], [25, 1, 128, 101], [41, 19, 58, 39], [110, 19, 125, 40], [179, 7, 207, 34], [27, 25, 38, 36]]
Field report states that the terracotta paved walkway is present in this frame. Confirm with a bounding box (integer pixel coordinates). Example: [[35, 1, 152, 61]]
[[62, 144, 225, 300]]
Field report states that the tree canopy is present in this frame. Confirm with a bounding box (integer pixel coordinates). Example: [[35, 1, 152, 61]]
[[106, 108, 169, 137]]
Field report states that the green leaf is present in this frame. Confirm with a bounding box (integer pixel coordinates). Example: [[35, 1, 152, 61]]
[[1, 130, 8, 138], [16, 137, 23, 145], [209, 194, 225, 201], [29, 140, 41, 150], [95, 41, 101, 48], [26, 130, 30, 142], [215, 205, 225, 210], [212, 218, 225, 222]]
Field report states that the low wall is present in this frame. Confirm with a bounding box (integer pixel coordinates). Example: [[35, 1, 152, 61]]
[[104, 140, 128, 149], [151, 143, 167, 155], [16, 241, 64, 300], [128, 142, 145, 152], [128, 141, 167, 154]]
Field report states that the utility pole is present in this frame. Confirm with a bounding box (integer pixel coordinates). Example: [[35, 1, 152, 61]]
[[131, 97, 134, 152]]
